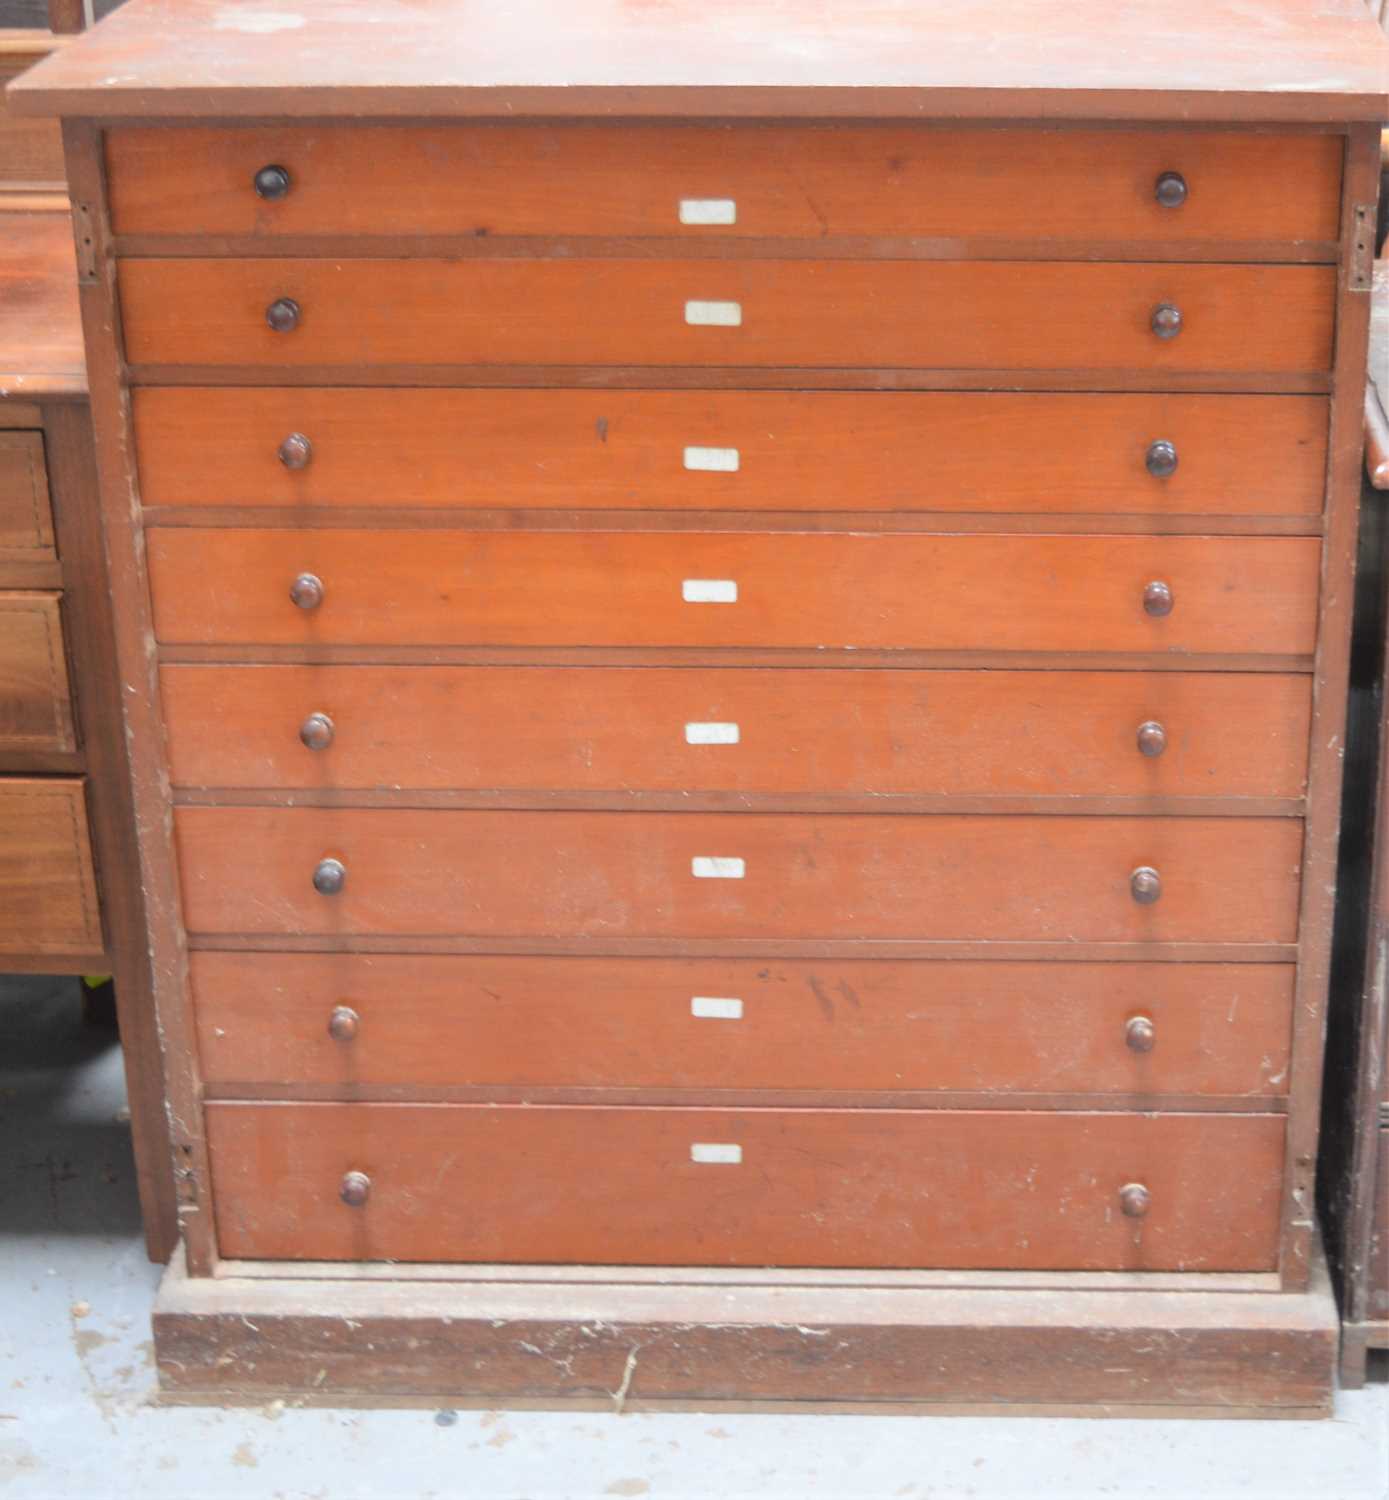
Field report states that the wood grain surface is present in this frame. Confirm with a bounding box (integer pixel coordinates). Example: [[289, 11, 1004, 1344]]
[[0, 776, 101, 955], [0, 431, 54, 554], [0, 590, 74, 752]]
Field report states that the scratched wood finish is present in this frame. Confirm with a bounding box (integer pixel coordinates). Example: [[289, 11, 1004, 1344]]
[[190, 952, 1295, 1098], [129, 388, 1331, 517], [0, 430, 54, 553], [0, 591, 74, 752], [103, 125, 1345, 245], [204, 1102, 1285, 1270], [116, 259, 1337, 374], [0, 776, 101, 955], [159, 665, 1313, 802], [173, 808, 1303, 945], [145, 530, 1321, 656]]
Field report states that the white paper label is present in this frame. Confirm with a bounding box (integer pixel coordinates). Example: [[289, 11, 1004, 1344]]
[[685, 722, 740, 745], [682, 579, 737, 603], [691, 1142, 743, 1164], [691, 996, 744, 1019], [692, 856, 745, 879], [679, 198, 737, 226], [683, 446, 740, 473], [685, 300, 742, 327]]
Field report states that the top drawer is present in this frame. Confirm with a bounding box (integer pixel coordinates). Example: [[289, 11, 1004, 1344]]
[[104, 125, 1344, 248]]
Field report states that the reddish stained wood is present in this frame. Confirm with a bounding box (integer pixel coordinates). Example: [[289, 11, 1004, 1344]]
[[0, 431, 55, 553], [159, 665, 1313, 801], [0, 591, 75, 753], [189, 952, 1295, 1098], [0, 777, 101, 955], [116, 258, 1337, 373], [203, 1102, 1285, 1271], [130, 388, 1331, 517], [0, 212, 84, 396], [172, 808, 1304, 945], [144, 530, 1322, 656]]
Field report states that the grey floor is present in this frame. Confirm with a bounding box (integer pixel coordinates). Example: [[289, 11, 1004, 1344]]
[[1, 975, 1386, 1500]]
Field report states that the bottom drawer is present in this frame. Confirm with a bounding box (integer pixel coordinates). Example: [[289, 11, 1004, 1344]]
[[205, 1103, 1284, 1271], [0, 778, 102, 957]]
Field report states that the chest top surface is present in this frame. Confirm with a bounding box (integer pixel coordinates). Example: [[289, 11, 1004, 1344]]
[[7, 0, 1389, 122]]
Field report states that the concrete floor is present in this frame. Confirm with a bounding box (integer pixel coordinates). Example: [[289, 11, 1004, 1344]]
[[1, 974, 1386, 1500]]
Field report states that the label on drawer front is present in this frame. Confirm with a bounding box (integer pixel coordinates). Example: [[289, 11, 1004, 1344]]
[[679, 199, 737, 226], [685, 722, 740, 745], [692, 857, 745, 879], [691, 996, 744, 1019], [682, 579, 738, 603], [683, 446, 741, 473], [684, 300, 743, 327], [690, 1142, 743, 1164]]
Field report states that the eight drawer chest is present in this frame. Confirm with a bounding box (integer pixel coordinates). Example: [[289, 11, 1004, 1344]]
[[13, 0, 1389, 1414]]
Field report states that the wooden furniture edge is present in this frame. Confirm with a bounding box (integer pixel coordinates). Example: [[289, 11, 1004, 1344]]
[[1338, 1318, 1389, 1388]]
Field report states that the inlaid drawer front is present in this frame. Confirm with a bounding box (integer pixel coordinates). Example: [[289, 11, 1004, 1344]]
[[0, 593, 76, 753], [191, 953, 1295, 1097], [131, 388, 1330, 518], [204, 1102, 1285, 1270], [117, 259, 1335, 373], [161, 665, 1312, 802], [105, 124, 1342, 244], [0, 779, 102, 957], [0, 432, 54, 558], [146, 531, 1320, 656], [174, 808, 1302, 944]]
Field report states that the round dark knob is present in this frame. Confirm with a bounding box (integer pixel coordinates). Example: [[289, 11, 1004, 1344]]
[[339, 1170, 371, 1208], [299, 712, 335, 751], [1154, 171, 1188, 209], [1125, 1015, 1156, 1054], [327, 1005, 360, 1043], [253, 164, 291, 201], [289, 572, 324, 611], [1145, 440, 1179, 478], [313, 857, 346, 896], [1142, 580, 1174, 617], [266, 296, 301, 333], [1150, 302, 1183, 340], [278, 432, 313, 470], [1130, 866, 1162, 905], [1136, 721, 1167, 758], [1120, 1182, 1151, 1218]]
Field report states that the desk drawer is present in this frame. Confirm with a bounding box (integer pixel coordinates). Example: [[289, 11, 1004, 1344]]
[[160, 665, 1312, 802], [173, 808, 1302, 945], [191, 952, 1294, 1098], [131, 388, 1330, 518], [204, 1102, 1285, 1270], [0, 778, 102, 957], [106, 124, 1341, 245], [0, 593, 75, 753], [146, 530, 1320, 657], [0, 432, 54, 559], [118, 259, 1335, 373]]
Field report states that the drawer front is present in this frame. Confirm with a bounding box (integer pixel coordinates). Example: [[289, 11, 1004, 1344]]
[[0, 593, 75, 753], [131, 388, 1330, 518], [0, 778, 102, 957], [204, 1102, 1285, 1270], [0, 433, 54, 557], [105, 125, 1342, 244], [174, 808, 1302, 944], [191, 953, 1295, 1097], [118, 259, 1335, 373], [161, 665, 1312, 801], [146, 530, 1321, 656]]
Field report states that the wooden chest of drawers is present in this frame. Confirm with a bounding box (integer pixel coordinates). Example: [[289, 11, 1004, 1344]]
[[14, 0, 1389, 1414]]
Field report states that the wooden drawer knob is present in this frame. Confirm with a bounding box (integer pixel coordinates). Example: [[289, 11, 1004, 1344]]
[[1150, 302, 1183, 340], [313, 857, 346, 896], [266, 296, 301, 333], [1125, 1015, 1156, 1053], [339, 1170, 371, 1208], [289, 572, 324, 611], [1145, 440, 1178, 478], [1119, 1182, 1151, 1218], [327, 1005, 360, 1042], [253, 164, 292, 201], [1136, 720, 1167, 757], [1154, 171, 1188, 208], [1130, 866, 1162, 905], [299, 712, 335, 751], [278, 432, 313, 470], [1142, 580, 1174, 617]]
